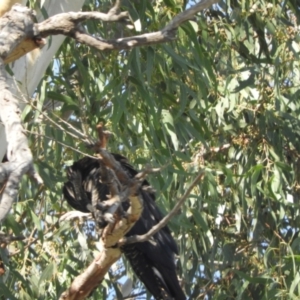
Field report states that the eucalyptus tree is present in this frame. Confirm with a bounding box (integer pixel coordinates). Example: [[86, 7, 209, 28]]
[[1, 0, 300, 299]]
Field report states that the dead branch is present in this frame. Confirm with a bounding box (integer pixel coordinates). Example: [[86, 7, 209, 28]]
[[95, 122, 112, 150], [59, 211, 92, 222]]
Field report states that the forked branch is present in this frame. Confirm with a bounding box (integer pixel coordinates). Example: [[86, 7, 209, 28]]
[[59, 127, 143, 300], [36, 0, 218, 50], [0, 0, 218, 63]]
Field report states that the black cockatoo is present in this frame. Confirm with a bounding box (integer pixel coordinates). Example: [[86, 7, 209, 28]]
[[63, 153, 185, 300]]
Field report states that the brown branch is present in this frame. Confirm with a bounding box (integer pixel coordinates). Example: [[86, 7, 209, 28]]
[[23, 129, 97, 159], [0, 232, 25, 246], [35, 10, 130, 38], [117, 169, 205, 246], [95, 123, 112, 149], [59, 248, 122, 300], [21, 97, 92, 144]]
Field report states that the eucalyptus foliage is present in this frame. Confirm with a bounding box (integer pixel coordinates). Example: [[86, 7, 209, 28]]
[[1, 0, 300, 299]]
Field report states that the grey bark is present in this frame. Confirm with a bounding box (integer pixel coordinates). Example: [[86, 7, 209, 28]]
[[0, 5, 41, 222]]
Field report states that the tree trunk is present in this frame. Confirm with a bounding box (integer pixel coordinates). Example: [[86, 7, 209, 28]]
[[0, 0, 85, 160]]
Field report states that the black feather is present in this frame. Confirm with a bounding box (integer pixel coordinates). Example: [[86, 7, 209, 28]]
[[63, 154, 185, 300]]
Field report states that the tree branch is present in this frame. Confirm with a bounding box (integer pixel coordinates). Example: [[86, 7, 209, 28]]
[[117, 169, 205, 246], [163, 0, 217, 32], [0, 4, 44, 63], [59, 193, 142, 299], [0, 0, 218, 62], [0, 232, 25, 245], [119, 141, 230, 246], [59, 247, 122, 300], [34, 0, 218, 51]]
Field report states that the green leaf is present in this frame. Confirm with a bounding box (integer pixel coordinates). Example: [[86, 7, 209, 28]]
[[250, 164, 263, 196], [161, 109, 179, 150], [0, 282, 18, 300], [234, 270, 270, 284], [38, 263, 55, 286], [47, 91, 78, 107]]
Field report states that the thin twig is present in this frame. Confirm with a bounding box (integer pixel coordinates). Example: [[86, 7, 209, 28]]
[[0, 233, 25, 245], [9, 223, 58, 256], [135, 163, 169, 182], [22, 98, 91, 143], [163, 0, 218, 32], [23, 130, 96, 159]]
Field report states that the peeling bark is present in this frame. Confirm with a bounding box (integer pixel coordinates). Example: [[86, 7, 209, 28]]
[[0, 5, 44, 222], [0, 4, 40, 62], [0, 62, 41, 221], [59, 247, 122, 300]]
